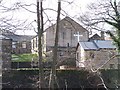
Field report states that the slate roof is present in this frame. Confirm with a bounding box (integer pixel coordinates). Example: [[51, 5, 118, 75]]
[[79, 40, 116, 50], [79, 42, 98, 50], [3, 35, 34, 42], [0, 35, 11, 40], [94, 40, 116, 49], [1, 30, 35, 42]]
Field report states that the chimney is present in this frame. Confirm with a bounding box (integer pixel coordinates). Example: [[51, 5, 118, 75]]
[[101, 31, 105, 40]]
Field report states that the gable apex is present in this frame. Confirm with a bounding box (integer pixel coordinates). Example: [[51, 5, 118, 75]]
[[45, 16, 88, 33]]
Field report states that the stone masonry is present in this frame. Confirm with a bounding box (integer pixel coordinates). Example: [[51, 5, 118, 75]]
[[1, 38, 12, 70]]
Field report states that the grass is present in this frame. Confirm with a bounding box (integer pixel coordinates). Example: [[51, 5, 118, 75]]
[[12, 53, 38, 62]]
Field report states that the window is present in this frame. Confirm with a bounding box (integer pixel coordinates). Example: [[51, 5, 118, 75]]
[[60, 52, 64, 56], [63, 22, 70, 28], [33, 39, 35, 49], [62, 31, 66, 39], [12, 42, 16, 48], [90, 52, 94, 59], [22, 42, 26, 48], [110, 64, 114, 69], [109, 51, 115, 58], [36, 37, 38, 48], [76, 52, 79, 60], [67, 43, 69, 47]]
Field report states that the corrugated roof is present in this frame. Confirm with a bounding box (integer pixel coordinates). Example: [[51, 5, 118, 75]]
[[79, 40, 116, 50]]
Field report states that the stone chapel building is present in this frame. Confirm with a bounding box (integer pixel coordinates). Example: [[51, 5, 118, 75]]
[[31, 17, 89, 59]]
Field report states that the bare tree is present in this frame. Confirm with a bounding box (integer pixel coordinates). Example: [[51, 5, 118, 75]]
[[0, 0, 37, 33], [0, 0, 81, 89], [78, 0, 120, 89], [37, 0, 46, 88], [80, 0, 120, 66], [49, 0, 61, 89], [79, 0, 118, 32]]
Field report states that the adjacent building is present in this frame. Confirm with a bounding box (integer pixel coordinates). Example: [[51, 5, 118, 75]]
[[76, 40, 118, 70], [2, 30, 34, 54], [89, 31, 105, 41]]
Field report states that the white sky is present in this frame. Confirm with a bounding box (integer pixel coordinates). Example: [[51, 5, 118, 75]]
[[1, 0, 96, 35]]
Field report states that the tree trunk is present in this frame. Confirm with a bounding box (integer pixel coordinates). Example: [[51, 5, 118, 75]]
[[49, 0, 61, 89], [37, 0, 45, 88]]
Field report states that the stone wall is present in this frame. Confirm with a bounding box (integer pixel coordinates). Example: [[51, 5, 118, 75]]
[[1, 39, 12, 70], [46, 17, 89, 48], [84, 49, 118, 70], [12, 41, 31, 54], [45, 17, 89, 62], [76, 44, 118, 70]]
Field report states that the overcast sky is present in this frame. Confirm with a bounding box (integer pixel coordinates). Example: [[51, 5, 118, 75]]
[[1, 0, 96, 35]]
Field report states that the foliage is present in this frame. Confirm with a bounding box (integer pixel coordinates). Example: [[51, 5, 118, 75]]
[[2, 70, 39, 89], [100, 69, 120, 89], [4, 69, 119, 89], [57, 57, 76, 67], [3, 70, 90, 89], [56, 70, 90, 89], [104, 0, 120, 52], [12, 53, 38, 62]]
